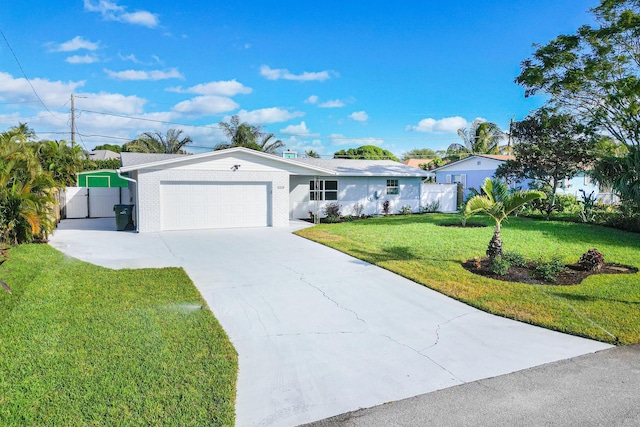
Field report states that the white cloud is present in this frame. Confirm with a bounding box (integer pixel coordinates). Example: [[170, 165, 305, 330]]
[[104, 68, 184, 81], [305, 95, 319, 104], [76, 92, 147, 115], [0, 71, 85, 103], [328, 133, 384, 147], [319, 99, 344, 108], [172, 96, 239, 116], [260, 65, 335, 82], [234, 107, 305, 124], [66, 54, 100, 64], [407, 116, 467, 133], [84, 0, 159, 28], [349, 111, 368, 122], [50, 36, 99, 52], [119, 53, 141, 63], [167, 79, 252, 96], [280, 121, 317, 136]]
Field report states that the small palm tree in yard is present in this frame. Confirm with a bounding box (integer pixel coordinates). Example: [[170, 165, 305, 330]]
[[465, 178, 545, 260]]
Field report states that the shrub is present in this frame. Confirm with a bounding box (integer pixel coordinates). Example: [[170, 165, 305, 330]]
[[533, 256, 566, 282], [502, 251, 527, 268], [490, 256, 511, 276], [578, 248, 605, 271], [382, 200, 391, 215], [422, 201, 441, 213], [323, 202, 341, 219], [343, 215, 354, 222], [398, 205, 413, 215], [352, 202, 364, 217]]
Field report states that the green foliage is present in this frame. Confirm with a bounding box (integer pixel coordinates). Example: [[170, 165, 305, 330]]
[[0, 244, 237, 425], [82, 158, 122, 171], [465, 178, 545, 259], [532, 255, 566, 282], [398, 205, 413, 215], [490, 256, 511, 276], [401, 147, 436, 161], [215, 115, 285, 154], [452, 119, 506, 155], [502, 251, 528, 268], [0, 127, 57, 245], [516, 1, 640, 210], [495, 108, 597, 219], [305, 149, 320, 158], [422, 201, 441, 213], [123, 129, 192, 154], [93, 143, 122, 153], [334, 145, 399, 161]]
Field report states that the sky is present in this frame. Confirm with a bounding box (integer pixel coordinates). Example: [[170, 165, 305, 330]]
[[0, 0, 599, 158]]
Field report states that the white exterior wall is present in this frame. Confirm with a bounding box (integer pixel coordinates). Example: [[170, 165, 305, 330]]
[[136, 168, 289, 232], [290, 176, 425, 218]]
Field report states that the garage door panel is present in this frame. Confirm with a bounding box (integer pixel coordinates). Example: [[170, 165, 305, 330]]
[[161, 182, 270, 230]]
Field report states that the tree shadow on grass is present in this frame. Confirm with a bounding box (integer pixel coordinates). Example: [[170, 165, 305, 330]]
[[548, 292, 640, 306], [349, 245, 457, 264]]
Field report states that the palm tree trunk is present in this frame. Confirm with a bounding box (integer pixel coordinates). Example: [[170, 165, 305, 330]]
[[487, 223, 503, 260]]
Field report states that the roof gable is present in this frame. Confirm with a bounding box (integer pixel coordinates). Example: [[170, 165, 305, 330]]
[[433, 154, 514, 172]]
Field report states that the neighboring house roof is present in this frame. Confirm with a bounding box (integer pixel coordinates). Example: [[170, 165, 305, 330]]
[[90, 149, 121, 160], [294, 158, 432, 177], [402, 158, 432, 168], [119, 147, 337, 175], [432, 154, 515, 172]]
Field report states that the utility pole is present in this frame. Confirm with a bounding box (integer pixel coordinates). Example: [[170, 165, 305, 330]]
[[70, 93, 76, 148]]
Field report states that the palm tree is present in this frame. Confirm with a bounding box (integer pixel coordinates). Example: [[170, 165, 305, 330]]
[[465, 178, 545, 260], [448, 120, 506, 157], [34, 140, 86, 187], [124, 129, 192, 154], [0, 130, 56, 245], [305, 150, 320, 158], [216, 115, 285, 154]]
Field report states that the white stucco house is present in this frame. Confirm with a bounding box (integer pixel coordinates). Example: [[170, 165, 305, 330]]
[[118, 147, 455, 232], [433, 154, 515, 193]]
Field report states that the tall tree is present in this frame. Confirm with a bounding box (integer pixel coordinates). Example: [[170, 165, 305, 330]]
[[516, 0, 640, 207], [465, 178, 545, 260], [34, 140, 86, 187], [93, 143, 122, 153], [124, 129, 192, 154], [215, 115, 285, 154], [448, 120, 506, 156], [401, 148, 437, 161], [334, 145, 399, 161], [495, 109, 598, 219]]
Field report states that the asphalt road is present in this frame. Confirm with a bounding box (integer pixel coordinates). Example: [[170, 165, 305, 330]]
[[305, 344, 640, 427]]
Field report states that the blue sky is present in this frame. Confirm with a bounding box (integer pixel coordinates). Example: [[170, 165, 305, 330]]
[[1, 0, 598, 157]]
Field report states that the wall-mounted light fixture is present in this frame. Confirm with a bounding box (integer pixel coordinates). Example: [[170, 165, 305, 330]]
[[231, 164, 241, 171]]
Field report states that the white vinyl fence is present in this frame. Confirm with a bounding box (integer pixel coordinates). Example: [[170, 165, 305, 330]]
[[421, 183, 458, 212], [61, 187, 131, 219]]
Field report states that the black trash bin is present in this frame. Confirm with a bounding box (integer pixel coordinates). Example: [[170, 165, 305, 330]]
[[114, 204, 135, 231]]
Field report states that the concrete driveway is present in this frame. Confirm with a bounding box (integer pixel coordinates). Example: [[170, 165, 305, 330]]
[[49, 219, 612, 426]]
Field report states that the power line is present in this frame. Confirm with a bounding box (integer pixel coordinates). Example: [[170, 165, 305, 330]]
[[0, 25, 57, 119]]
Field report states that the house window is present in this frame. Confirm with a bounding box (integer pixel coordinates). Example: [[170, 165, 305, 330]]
[[446, 174, 467, 188], [386, 179, 399, 195], [310, 180, 338, 200]]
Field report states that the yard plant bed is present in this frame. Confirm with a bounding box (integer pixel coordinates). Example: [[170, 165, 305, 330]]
[[0, 244, 237, 426], [462, 257, 638, 286], [295, 214, 640, 344]]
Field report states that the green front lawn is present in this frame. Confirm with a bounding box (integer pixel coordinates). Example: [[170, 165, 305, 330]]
[[0, 244, 237, 426], [296, 214, 640, 345]]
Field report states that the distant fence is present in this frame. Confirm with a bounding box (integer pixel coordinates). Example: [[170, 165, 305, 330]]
[[61, 187, 131, 219]]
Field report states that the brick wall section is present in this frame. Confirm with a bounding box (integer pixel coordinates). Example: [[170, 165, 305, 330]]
[[136, 168, 289, 232]]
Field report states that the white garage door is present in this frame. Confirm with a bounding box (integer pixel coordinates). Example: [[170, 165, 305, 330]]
[[160, 181, 270, 230]]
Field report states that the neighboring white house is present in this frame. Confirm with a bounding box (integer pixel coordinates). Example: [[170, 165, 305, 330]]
[[118, 147, 456, 233], [433, 154, 515, 193]]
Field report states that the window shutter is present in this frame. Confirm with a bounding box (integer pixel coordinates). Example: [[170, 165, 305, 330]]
[[445, 174, 451, 183], [461, 174, 467, 188]]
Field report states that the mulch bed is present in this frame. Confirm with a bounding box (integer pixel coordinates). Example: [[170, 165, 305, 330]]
[[462, 257, 638, 286]]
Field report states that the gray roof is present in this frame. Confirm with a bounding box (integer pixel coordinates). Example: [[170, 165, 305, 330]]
[[294, 158, 432, 177], [90, 149, 121, 160], [120, 152, 186, 168]]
